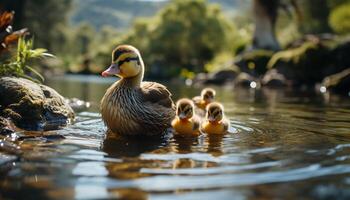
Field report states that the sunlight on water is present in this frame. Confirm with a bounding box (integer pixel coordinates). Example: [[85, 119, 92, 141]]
[[1, 75, 350, 199]]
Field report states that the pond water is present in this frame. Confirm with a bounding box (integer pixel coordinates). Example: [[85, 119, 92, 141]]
[[1, 74, 350, 199]]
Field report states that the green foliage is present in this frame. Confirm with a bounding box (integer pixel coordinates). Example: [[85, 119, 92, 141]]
[[0, 37, 53, 82], [205, 52, 238, 73], [120, 0, 238, 78], [329, 3, 350, 34], [297, 0, 350, 34]]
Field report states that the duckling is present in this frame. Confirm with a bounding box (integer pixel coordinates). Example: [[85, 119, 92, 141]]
[[100, 45, 175, 136], [171, 98, 200, 135], [192, 88, 216, 110], [201, 102, 229, 134]]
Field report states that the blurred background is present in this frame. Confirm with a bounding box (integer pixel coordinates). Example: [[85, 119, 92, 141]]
[[1, 2, 350, 199], [0, 0, 349, 92]]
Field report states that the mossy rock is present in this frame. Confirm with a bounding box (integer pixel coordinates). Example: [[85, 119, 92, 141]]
[[234, 72, 256, 87], [262, 69, 287, 87], [322, 68, 350, 95], [0, 116, 14, 135], [203, 69, 239, 85], [0, 77, 74, 131], [234, 50, 274, 76], [268, 36, 350, 86]]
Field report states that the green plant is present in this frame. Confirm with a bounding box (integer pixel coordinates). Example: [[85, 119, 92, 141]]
[[0, 37, 54, 82], [329, 3, 350, 35]]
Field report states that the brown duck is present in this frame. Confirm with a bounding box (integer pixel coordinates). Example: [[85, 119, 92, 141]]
[[100, 45, 175, 136]]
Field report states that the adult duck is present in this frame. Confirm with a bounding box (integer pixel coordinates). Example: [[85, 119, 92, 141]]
[[101, 45, 175, 136]]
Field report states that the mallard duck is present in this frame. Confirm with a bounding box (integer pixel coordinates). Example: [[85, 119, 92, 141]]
[[171, 98, 200, 135], [192, 88, 216, 110], [100, 45, 175, 136], [201, 102, 228, 134]]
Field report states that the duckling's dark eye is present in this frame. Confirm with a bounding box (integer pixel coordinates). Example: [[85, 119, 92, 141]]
[[184, 108, 191, 114], [214, 111, 221, 118]]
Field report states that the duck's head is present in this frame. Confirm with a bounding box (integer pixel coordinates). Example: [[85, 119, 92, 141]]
[[201, 88, 216, 103], [206, 102, 224, 123], [176, 98, 194, 121], [102, 45, 143, 78]]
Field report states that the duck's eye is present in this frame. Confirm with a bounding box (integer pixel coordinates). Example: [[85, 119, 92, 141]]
[[214, 111, 220, 118], [185, 109, 192, 115]]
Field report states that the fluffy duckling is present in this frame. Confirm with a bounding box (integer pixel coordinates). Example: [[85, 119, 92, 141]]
[[171, 98, 200, 135], [192, 88, 216, 110], [100, 45, 175, 136], [201, 102, 229, 134]]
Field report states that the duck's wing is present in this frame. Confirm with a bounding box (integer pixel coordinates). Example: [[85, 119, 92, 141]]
[[140, 81, 174, 108], [193, 120, 200, 131], [223, 119, 229, 131]]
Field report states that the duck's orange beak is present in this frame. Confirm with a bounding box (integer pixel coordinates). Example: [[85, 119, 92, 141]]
[[101, 63, 120, 77]]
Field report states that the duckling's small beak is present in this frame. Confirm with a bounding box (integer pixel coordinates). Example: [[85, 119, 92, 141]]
[[101, 63, 120, 77], [179, 113, 187, 120], [208, 116, 216, 122], [206, 97, 214, 103]]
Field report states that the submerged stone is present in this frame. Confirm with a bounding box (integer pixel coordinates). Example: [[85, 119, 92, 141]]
[[0, 77, 74, 131], [262, 69, 287, 87], [234, 72, 256, 87]]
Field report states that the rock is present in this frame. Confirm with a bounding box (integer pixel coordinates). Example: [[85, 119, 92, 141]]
[[268, 35, 350, 86], [203, 69, 238, 85], [322, 68, 350, 95], [234, 72, 256, 87], [235, 50, 274, 76], [330, 39, 350, 73], [0, 77, 74, 131], [268, 39, 332, 86], [261, 69, 287, 87], [0, 117, 15, 135]]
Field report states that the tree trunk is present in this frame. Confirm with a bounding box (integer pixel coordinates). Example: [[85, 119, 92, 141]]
[[252, 0, 280, 51]]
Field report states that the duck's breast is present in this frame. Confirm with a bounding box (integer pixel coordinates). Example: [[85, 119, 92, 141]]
[[101, 84, 140, 135]]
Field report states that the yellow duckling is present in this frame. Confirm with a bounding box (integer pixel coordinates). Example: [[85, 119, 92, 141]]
[[171, 98, 200, 135], [101, 45, 175, 136], [201, 102, 229, 134], [192, 88, 216, 110]]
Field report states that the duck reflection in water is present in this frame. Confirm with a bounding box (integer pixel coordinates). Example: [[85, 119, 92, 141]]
[[206, 134, 224, 157], [172, 134, 199, 154], [102, 130, 170, 158]]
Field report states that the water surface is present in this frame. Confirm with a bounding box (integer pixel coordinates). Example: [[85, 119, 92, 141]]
[[1, 75, 350, 199]]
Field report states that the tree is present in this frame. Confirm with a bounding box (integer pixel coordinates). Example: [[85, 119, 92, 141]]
[[252, 0, 280, 51], [123, 0, 237, 78]]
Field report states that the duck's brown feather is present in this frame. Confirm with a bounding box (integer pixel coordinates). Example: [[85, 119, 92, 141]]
[[140, 82, 173, 108], [101, 80, 175, 136]]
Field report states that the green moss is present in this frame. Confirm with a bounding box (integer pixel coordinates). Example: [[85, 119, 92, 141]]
[[329, 3, 350, 35], [267, 42, 319, 69]]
